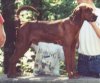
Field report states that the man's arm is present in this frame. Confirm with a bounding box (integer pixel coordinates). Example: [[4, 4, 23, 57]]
[[0, 14, 6, 47], [90, 22, 100, 38]]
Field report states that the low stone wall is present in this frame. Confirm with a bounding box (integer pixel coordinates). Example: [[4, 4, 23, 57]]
[[0, 75, 100, 83]]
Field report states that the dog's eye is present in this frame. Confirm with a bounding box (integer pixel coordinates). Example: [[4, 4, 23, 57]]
[[85, 8, 93, 13], [87, 7, 93, 12]]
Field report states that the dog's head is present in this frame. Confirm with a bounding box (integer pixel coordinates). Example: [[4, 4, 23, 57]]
[[71, 3, 97, 22], [79, 3, 97, 22]]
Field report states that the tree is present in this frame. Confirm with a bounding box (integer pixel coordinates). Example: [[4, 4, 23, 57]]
[[1, 0, 16, 74]]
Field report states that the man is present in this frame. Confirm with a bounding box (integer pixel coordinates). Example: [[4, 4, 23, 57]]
[[76, 0, 100, 77], [0, 13, 6, 47]]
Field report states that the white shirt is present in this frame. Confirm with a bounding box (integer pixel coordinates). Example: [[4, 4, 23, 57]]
[[78, 8, 100, 56]]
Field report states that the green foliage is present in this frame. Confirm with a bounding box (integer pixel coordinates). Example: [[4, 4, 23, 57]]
[[23, 0, 32, 5], [42, 0, 76, 20], [95, 0, 100, 8], [15, 0, 76, 20], [0, 49, 4, 75]]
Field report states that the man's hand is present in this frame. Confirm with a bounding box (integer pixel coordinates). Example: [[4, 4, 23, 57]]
[[89, 22, 100, 38]]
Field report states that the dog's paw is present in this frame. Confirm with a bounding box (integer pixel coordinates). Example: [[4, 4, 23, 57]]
[[68, 71, 80, 79], [7, 74, 17, 78]]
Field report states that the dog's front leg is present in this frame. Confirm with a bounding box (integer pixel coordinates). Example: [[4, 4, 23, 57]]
[[63, 45, 73, 78], [70, 41, 78, 78]]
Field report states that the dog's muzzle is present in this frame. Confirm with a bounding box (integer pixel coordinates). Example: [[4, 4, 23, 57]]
[[93, 15, 97, 21], [90, 15, 98, 22]]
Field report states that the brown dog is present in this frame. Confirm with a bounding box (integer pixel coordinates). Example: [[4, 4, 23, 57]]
[[7, 3, 97, 78]]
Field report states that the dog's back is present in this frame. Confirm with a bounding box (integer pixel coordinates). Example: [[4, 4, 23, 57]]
[[18, 20, 66, 44]]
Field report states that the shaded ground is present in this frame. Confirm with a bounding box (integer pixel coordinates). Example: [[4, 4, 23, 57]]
[[0, 74, 100, 83]]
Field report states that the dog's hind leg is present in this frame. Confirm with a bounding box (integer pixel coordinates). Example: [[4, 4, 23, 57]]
[[7, 41, 31, 78]]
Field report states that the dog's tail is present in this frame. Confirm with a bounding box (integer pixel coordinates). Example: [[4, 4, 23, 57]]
[[15, 5, 39, 29], [16, 5, 39, 16]]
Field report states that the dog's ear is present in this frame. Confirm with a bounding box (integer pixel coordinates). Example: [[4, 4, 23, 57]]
[[78, 3, 93, 16], [79, 5, 93, 14], [73, 6, 82, 15], [70, 6, 82, 23]]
